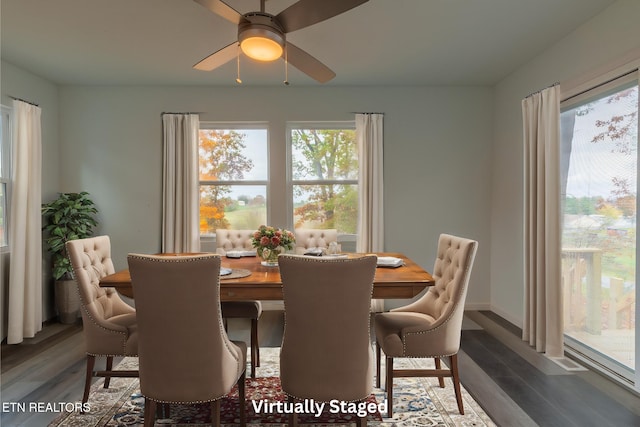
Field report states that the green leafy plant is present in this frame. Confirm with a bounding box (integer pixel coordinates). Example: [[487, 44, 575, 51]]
[[42, 192, 99, 280]]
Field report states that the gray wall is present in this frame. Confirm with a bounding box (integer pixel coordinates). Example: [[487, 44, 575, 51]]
[[490, 0, 640, 325]]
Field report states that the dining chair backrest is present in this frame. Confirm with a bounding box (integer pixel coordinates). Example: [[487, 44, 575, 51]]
[[294, 229, 338, 254], [66, 235, 137, 355], [127, 253, 245, 403], [215, 229, 255, 254], [392, 233, 478, 355], [278, 254, 377, 402]]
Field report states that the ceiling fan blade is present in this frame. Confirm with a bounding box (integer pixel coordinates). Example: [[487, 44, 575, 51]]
[[193, 0, 246, 25], [285, 42, 335, 83], [193, 42, 238, 71], [276, 0, 369, 33]]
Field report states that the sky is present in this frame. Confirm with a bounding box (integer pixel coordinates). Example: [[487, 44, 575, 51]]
[[563, 86, 638, 200]]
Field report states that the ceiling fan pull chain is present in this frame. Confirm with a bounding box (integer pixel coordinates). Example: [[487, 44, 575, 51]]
[[236, 43, 242, 84], [284, 44, 290, 86]]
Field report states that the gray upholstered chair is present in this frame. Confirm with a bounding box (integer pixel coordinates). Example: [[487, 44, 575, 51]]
[[375, 234, 478, 417], [279, 254, 377, 427], [127, 253, 246, 427], [293, 228, 338, 254], [65, 235, 138, 406], [215, 229, 262, 378]]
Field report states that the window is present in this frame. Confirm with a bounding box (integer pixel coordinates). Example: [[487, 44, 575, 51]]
[[288, 122, 358, 250], [561, 71, 638, 385], [198, 123, 268, 233], [197, 121, 360, 252], [0, 105, 11, 249]]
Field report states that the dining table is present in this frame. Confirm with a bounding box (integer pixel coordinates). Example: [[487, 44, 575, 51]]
[[99, 252, 434, 300]]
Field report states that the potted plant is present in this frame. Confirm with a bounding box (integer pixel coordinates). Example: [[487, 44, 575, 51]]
[[42, 191, 99, 323]]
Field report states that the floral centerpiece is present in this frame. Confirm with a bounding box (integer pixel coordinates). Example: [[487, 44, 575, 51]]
[[251, 225, 295, 266]]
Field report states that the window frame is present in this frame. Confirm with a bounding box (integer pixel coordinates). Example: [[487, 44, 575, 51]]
[[198, 121, 270, 237], [0, 105, 12, 251], [560, 68, 639, 390], [286, 121, 358, 248]]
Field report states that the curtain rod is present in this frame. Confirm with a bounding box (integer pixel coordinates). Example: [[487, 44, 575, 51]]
[[561, 68, 639, 103], [351, 112, 384, 115], [9, 96, 39, 107], [524, 82, 560, 99]]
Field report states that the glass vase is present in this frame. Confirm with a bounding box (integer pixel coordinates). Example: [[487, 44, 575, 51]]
[[259, 247, 281, 267]]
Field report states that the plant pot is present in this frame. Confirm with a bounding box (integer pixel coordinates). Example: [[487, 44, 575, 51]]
[[55, 279, 81, 324]]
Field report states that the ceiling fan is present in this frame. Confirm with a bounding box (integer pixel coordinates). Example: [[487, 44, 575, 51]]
[[192, 0, 369, 83]]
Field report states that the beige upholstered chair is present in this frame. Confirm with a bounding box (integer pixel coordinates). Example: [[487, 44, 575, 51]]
[[65, 236, 138, 406], [279, 254, 377, 427], [294, 228, 338, 254], [127, 253, 246, 427], [215, 229, 262, 378], [375, 234, 478, 417]]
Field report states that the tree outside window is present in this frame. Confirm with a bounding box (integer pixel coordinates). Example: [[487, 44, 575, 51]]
[[290, 125, 358, 234], [198, 126, 268, 233]]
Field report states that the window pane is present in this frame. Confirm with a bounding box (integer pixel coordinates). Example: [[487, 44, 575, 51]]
[[561, 82, 637, 377], [200, 184, 266, 233], [199, 129, 267, 181], [291, 129, 357, 180], [293, 184, 357, 234]]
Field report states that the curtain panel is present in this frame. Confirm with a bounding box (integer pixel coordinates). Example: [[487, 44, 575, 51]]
[[356, 113, 384, 312], [356, 113, 384, 252], [522, 85, 564, 357], [8, 100, 42, 344], [161, 114, 200, 253]]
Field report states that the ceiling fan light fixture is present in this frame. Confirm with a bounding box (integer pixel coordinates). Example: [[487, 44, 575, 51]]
[[238, 18, 285, 62], [240, 36, 283, 61]]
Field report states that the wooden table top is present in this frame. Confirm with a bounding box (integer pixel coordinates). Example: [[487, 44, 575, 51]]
[[100, 252, 434, 300]]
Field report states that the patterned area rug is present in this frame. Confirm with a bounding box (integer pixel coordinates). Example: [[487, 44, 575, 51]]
[[50, 348, 496, 426]]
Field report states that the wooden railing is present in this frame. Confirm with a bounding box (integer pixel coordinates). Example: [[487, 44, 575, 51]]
[[562, 248, 635, 334]]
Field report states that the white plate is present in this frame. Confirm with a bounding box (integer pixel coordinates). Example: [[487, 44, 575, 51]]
[[226, 250, 256, 258], [377, 257, 404, 268], [220, 267, 233, 276]]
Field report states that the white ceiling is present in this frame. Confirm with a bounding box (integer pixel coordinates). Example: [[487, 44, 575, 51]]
[[1, 0, 617, 87]]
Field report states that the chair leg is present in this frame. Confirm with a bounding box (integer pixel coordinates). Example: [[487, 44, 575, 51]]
[[251, 318, 259, 377], [357, 399, 368, 427], [375, 342, 381, 388], [144, 398, 156, 427], [450, 354, 464, 415], [434, 357, 445, 388], [288, 395, 298, 427], [211, 400, 221, 427], [104, 356, 114, 388], [82, 355, 96, 406], [386, 356, 393, 418], [238, 370, 246, 426], [153, 402, 170, 419]]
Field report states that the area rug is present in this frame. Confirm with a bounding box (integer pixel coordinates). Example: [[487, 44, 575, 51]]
[[50, 348, 496, 426]]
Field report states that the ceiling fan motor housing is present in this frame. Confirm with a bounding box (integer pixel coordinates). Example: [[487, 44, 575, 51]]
[[238, 12, 286, 51]]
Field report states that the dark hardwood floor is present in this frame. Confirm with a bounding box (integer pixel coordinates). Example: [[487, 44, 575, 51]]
[[2, 310, 639, 426]]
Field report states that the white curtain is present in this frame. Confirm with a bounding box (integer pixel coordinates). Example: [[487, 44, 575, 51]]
[[356, 113, 384, 252], [161, 114, 200, 253], [8, 100, 42, 344], [356, 113, 384, 312], [522, 85, 564, 357]]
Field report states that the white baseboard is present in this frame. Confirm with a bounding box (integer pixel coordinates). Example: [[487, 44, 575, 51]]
[[489, 304, 523, 328], [464, 302, 491, 311]]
